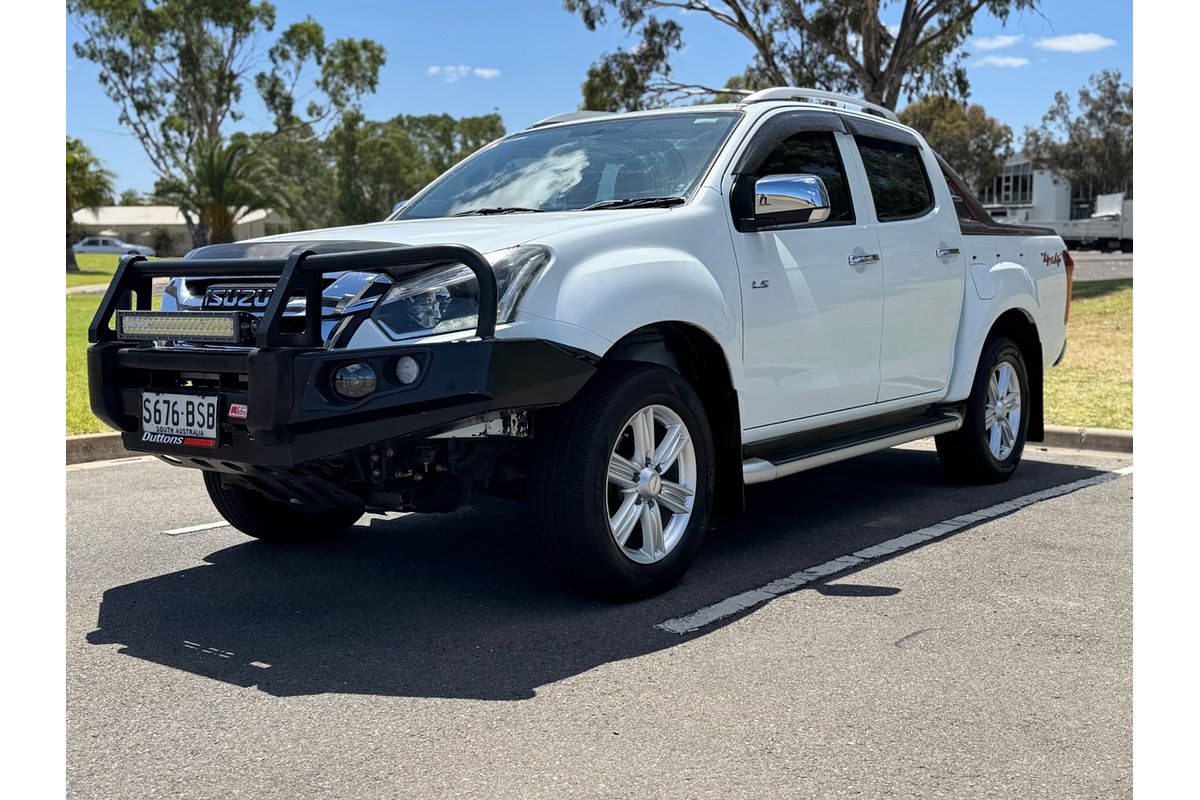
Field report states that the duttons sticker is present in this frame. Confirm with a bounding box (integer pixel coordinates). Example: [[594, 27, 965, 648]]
[[141, 432, 216, 448]]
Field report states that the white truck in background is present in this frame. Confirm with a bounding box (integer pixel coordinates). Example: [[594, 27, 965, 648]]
[[1050, 192, 1132, 253]]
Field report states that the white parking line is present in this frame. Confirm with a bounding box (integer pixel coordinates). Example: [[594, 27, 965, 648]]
[[656, 465, 1134, 635], [163, 521, 231, 536], [66, 455, 158, 472], [161, 511, 409, 536]]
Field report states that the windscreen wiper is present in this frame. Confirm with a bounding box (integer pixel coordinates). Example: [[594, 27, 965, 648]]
[[452, 206, 546, 216], [581, 196, 686, 211]]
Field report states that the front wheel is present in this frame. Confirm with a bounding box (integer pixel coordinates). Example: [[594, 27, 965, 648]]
[[935, 336, 1029, 483], [202, 472, 361, 542], [533, 364, 715, 600]]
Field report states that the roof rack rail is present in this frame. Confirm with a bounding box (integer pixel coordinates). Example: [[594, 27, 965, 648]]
[[739, 87, 900, 123], [528, 110, 616, 129]]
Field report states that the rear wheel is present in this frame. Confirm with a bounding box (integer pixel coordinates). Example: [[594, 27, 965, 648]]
[[935, 336, 1029, 483], [533, 364, 714, 600], [202, 472, 361, 542]]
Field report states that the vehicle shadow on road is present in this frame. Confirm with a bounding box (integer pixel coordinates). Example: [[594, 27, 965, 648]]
[[86, 448, 1109, 701]]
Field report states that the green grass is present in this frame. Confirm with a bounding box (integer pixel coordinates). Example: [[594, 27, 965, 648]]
[[1044, 279, 1132, 430], [66, 253, 122, 288], [67, 295, 105, 434], [67, 292, 166, 435]]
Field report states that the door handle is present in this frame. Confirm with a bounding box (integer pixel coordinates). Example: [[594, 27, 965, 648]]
[[936, 247, 961, 258], [848, 253, 881, 267]]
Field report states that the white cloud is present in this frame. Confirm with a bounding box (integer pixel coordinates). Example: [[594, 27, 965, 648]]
[[975, 55, 1030, 68], [1035, 33, 1116, 53], [973, 34, 1023, 51], [427, 64, 501, 82]]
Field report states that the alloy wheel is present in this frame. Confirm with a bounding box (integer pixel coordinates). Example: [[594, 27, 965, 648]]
[[605, 404, 697, 564], [984, 360, 1022, 460]]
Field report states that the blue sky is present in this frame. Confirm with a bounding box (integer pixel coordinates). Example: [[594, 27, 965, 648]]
[[66, 0, 1132, 194]]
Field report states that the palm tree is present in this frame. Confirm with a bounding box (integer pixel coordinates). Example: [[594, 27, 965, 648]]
[[66, 137, 115, 272], [158, 137, 276, 246]]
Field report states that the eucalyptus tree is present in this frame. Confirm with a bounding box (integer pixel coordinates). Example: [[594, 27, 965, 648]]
[[565, 0, 1038, 111], [69, 0, 385, 247]]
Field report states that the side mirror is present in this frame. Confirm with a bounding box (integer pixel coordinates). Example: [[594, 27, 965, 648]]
[[751, 174, 831, 228]]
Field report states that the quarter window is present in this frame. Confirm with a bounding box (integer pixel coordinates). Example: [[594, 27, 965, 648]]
[[856, 137, 933, 221], [755, 131, 854, 223]]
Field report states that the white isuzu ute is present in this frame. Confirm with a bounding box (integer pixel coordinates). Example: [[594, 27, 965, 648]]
[[88, 88, 1073, 598]]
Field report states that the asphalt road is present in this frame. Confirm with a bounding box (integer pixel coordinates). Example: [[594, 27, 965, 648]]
[[67, 443, 1132, 799], [1070, 251, 1133, 283]]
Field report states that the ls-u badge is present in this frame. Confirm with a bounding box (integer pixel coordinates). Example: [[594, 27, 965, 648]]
[[751, 279, 770, 289]]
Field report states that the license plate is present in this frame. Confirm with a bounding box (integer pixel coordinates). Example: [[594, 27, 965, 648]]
[[140, 392, 219, 447], [203, 284, 274, 310]]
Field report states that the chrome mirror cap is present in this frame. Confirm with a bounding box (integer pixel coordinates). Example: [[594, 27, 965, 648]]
[[753, 174, 831, 225]]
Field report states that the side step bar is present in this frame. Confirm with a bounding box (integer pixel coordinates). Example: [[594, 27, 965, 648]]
[[742, 410, 964, 485]]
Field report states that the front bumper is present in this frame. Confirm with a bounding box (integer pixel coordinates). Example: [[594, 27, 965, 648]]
[[89, 338, 595, 467]]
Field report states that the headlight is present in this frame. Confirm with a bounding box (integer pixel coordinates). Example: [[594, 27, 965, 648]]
[[370, 245, 552, 340]]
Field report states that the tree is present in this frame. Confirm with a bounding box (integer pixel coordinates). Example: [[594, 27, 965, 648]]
[[118, 189, 146, 206], [565, 0, 1038, 111], [394, 113, 507, 177], [69, 0, 385, 247], [66, 136, 115, 272], [251, 124, 338, 232], [155, 137, 276, 244], [899, 95, 1011, 190], [328, 112, 506, 225], [1024, 69, 1133, 202]]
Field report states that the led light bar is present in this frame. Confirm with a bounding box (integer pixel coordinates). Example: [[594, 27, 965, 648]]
[[116, 311, 255, 344]]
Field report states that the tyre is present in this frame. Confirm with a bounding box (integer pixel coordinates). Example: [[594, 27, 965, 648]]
[[202, 472, 361, 542], [533, 363, 715, 600], [935, 336, 1029, 484]]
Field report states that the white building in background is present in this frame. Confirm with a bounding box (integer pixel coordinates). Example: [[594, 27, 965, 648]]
[[977, 154, 1072, 223], [72, 206, 290, 256]]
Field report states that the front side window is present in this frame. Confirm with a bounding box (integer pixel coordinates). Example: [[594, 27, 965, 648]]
[[856, 137, 933, 221], [755, 131, 855, 224], [399, 112, 739, 218]]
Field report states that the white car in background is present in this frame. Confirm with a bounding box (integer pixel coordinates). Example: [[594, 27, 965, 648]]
[[73, 235, 156, 257]]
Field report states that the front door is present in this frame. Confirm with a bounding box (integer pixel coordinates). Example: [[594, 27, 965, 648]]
[[731, 122, 884, 429]]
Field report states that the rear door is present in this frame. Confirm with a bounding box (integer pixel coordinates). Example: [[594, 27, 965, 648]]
[[849, 131, 965, 402], [730, 113, 884, 428]]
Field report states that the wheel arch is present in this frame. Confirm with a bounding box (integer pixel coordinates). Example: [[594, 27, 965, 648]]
[[605, 322, 744, 515]]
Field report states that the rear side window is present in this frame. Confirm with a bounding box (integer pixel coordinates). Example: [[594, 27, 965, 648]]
[[856, 137, 933, 221], [755, 131, 854, 223]]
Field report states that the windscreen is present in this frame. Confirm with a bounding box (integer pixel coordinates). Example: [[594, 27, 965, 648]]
[[399, 112, 740, 218]]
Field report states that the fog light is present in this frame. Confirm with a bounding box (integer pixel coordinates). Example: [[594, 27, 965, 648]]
[[395, 356, 420, 385], [333, 362, 377, 400]]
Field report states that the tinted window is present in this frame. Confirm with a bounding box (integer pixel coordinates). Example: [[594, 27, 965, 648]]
[[856, 137, 933, 221], [755, 131, 854, 223]]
